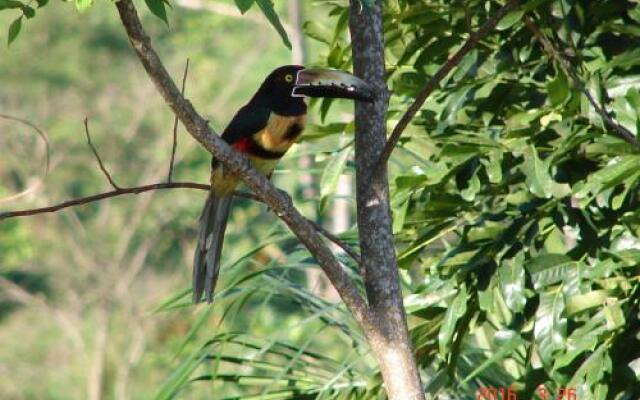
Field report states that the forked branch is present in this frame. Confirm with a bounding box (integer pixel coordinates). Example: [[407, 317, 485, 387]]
[[524, 16, 640, 149], [85, 118, 121, 190], [375, 0, 520, 171]]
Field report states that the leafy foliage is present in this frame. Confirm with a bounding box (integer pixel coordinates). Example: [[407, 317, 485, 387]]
[[2, 0, 640, 399], [181, 0, 640, 398]]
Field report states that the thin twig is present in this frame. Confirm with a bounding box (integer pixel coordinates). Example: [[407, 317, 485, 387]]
[[84, 118, 121, 189], [0, 182, 209, 220], [524, 16, 640, 149], [375, 0, 520, 171], [168, 58, 190, 182], [0, 183, 362, 266]]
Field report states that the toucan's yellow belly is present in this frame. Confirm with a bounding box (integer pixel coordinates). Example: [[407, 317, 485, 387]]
[[211, 113, 306, 196], [255, 114, 306, 153]]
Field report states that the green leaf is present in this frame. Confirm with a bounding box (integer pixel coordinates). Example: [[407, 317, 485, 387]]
[[481, 150, 503, 183], [475, 80, 499, 99], [319, 146, 351, 213], [397, 221, 456, 262], [460, 170, 480, 201], [603, 303, 625, 331], [21, 5, 34, 17], [319, 97, 334, 122], [565, 290, 608, 316], [155, 350, 207, 400], [331, 8, 348, 46], [302, 21, 331, 45], [547, 69, 569, 106], [499, 253, 526, 313], [7, 16, 22, 46], [526, 254, 576, 289], [522, 145, 554, 198], [607, 48, 640, 70], [0, 0, 23, 9], [391, 189, 411, 234], [255, 0, 291, 50], [628, 357, 640, 380], [234, 0, 254, 13], [554, 310, 607, 370], [327, 43, 344, 68], [461, 330, 524, 384], [152, 288, 191, 313], [144, 0, 168, 24], [496, 10, 524, 31], [35, 0, 47, 8], [574, 155, 640, 200], [174, 306, 214, 356], [534, 290, 567, 366], [567, 343, 611, 389], [75, 0, 92, 12], [438, 284, 467, 359]]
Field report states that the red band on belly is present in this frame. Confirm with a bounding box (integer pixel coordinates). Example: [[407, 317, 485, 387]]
[[232, 136, 252, 153]]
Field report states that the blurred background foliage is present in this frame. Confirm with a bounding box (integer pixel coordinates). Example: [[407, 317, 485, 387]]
[[1, 0, 640, 399]]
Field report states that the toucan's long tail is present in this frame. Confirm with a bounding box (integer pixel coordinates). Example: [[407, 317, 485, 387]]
[[193, 192, 232, 303]]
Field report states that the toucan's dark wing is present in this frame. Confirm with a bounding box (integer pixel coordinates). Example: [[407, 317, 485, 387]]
[[221, 103, 272, 144]]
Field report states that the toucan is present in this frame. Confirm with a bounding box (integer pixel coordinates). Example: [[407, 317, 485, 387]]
[[193, 65, 375, 303]]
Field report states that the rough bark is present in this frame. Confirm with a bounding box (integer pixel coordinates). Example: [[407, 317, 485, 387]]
[[349, 2, 424, 399]]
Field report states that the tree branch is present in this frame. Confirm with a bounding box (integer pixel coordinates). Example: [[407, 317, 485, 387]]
[[0, 182, 362, 266], [349, 1, 423, 398], [524, 16, 640, 149], [375, 0, 520, 171], [85, 118, 121, 190], [168, 58, 190, 182], [113, 0, 372, 328], [0, 182, 209, 220]]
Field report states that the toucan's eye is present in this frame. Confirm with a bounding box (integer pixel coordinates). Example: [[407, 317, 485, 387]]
[[285, 74, 294, 83]]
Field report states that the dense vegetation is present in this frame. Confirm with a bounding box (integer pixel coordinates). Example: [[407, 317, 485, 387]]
[[1, 0, 639, 399]]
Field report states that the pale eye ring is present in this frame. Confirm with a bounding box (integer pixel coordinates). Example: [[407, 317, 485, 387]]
[[285, 74, 294, 83]]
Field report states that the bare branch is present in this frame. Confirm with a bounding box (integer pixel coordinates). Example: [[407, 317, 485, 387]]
[[114, 0, 371, 327], [0, 182, 209, 220], [168, 58, 190, 182], [375, 0, 520, 171], [0, 181, 362, 267], [84, 118, 121, 190], [524, 17, 640, 149]]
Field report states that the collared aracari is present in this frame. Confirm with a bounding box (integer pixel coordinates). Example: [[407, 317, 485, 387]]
[[193, 65, 374, 303]]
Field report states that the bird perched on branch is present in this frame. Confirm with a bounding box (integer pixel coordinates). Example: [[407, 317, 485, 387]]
[[193, 65, 374, 303]]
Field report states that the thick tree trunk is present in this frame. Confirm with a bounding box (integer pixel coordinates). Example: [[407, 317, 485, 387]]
[[349, 1, 424, 399]]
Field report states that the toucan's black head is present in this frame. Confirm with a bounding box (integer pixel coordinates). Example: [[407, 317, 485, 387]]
[[255, 65, 376, 115]]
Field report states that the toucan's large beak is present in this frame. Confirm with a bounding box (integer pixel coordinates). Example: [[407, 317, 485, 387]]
[[293, 68, 376, 102]]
